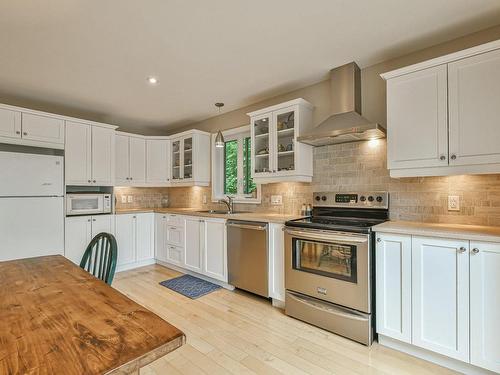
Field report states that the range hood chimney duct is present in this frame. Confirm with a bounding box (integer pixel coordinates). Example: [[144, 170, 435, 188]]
[[297, 62, 385, 146]]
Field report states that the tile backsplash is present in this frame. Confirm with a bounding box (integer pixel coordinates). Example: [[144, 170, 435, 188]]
[[114, 139, 500, 225], [312, 140, 500, 226]]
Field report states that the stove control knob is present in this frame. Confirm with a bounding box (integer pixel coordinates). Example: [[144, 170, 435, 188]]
[[368, 196, 374, 202], [315, 195, 321, 201], [321, 196, 327, 201], [376, 196, 383, 203], [359, 196, 366, 202]]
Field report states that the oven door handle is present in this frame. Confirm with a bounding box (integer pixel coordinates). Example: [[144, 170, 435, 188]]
[[284, 228, 368, 243]]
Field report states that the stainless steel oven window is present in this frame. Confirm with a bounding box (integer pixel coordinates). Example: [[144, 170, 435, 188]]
[[292, 238, 358, 283]]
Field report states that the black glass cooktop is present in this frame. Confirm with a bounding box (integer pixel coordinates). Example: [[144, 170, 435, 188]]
[[285, 207, 389, 234]]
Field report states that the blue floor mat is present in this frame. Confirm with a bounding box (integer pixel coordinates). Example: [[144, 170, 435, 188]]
[[159, 274, 221, 299]]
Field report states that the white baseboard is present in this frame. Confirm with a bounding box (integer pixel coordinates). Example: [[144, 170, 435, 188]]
[[115, 258, 156, 273], [155, 259, 235, 290], [378, 335, 495, 375]]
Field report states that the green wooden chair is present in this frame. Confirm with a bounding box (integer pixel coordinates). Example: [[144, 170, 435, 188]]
[[80, 232, 118, 285]]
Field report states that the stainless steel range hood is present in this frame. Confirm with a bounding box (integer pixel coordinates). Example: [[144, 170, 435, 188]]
[[297, 62, 385, 147]]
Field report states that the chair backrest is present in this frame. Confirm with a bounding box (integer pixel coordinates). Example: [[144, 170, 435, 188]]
[[80, 232, 118, 285]]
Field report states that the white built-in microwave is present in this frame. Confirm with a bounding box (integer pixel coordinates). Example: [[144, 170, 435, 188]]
[[66, 193, 112, 216]]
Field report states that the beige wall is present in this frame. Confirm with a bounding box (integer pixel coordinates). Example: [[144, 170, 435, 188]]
[[169, 24, 500, 135]]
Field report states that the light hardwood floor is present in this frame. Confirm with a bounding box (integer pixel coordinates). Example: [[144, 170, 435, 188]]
[[113, 265, 458, 375]]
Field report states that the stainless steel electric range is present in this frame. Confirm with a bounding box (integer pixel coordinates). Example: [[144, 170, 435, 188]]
[[284, 191, 389, 345]]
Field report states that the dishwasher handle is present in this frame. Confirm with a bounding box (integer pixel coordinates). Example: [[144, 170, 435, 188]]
[[226, 221, 267, 231]]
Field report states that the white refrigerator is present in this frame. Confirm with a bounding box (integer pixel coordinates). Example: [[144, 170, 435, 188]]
[[0, 150, 64, 261]]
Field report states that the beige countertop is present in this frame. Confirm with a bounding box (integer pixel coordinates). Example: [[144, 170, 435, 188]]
[[114, 207, 303, 224], [373, 220, 500, 242]]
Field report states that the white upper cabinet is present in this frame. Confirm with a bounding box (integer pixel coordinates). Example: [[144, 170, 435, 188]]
[[91, 126, 115, 185], [375, 233, 412, 343], [0, 106, 64, 149], [470, 241, 500, 373], [448, 48, 500, 166], [21, 113, 64, 145], [382, 40, 500, 177], [65, 121, 116, 186], [170, 130, 210, 186], [0, 108, 21, 139], [129, 136, 146, 183], [386, 65, 448, 170], [248, 99, 313, 183], [65, 121, 92, 184], [146, 139, 171, 185], [411, 236, 469, 362], [115, 132, 146, 186], [115, 134, 129, 185]]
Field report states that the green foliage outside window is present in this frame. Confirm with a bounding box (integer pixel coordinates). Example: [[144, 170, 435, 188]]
[[224, 137, 256, 196], [224, 140, 238, 194], [244, 137, 257, 195]]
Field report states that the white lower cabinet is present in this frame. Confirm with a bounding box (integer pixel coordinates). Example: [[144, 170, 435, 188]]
[[203, 219, 226, 281], [155, 213, 227, 283], [470, 241, 500, 373], [115, 213, 154, 269], [375, 233, 411, 343], [411, 236, 469, 362], [184, 217, 203, 273], [376, 232, 499, 373], [65, 215, 114, 265]]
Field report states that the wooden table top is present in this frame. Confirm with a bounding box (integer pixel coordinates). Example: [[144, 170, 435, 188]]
[[0, 255, 185, 375]]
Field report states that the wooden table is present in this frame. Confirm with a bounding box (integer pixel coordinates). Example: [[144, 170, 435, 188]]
[[0, 255, 185, 375]]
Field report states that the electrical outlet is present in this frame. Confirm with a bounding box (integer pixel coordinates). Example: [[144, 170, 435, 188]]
[[448, 195, 460, 211], [127, 195, 133, 203], [121, 195, 127, 204], [202, 194, 207, 204], [271, 195, 283, 205]]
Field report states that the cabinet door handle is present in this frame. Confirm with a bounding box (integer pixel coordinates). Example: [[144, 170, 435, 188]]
[[163, 216, 166, 219], [87, 180, 91, 183], [88, 219, 91, 222], [458, 246, 467, 253], [472, 248, 480, 254], [93, 180, 96, 183], [23, 132, 28, 136], [93, 219, 96, 222], [170, 226, 177, 230], [450, 154, 457, 160], [132, 215, 136, 219], [15, 131, 20, 135], [377, 238, 381, 242], [439, 155, 446, 161]]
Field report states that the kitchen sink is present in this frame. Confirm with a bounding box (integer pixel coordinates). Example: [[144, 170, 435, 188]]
[[196, 210, 250, 215]]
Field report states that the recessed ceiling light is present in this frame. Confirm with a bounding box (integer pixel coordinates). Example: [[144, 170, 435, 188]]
[[147, 76, 159, 85]]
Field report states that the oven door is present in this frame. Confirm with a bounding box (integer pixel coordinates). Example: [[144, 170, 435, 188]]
[[66, 194, 104, 216], [284, 227, 371, 313]]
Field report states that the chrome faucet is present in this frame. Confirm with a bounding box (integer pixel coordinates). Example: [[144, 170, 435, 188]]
[[219, 196, 235, 214]]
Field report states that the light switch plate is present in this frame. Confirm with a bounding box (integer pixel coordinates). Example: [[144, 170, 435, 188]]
[[448, 195, 460, 211], [121, 195, 127, 204], [127, 195, 133, 203], [271, 195, 283, 205]]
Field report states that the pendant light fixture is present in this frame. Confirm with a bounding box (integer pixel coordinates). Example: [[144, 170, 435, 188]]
[[214, 102, 225, 148]]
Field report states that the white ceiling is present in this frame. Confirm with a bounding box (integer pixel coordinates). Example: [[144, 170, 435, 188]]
[[1, 1, 500, 134]]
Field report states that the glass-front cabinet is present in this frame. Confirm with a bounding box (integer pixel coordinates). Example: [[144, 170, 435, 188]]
[[169, 130, 210, 186], [248, 98, 313, 183]]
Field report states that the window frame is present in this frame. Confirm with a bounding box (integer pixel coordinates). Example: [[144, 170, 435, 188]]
[[211, 125, 261, 204]]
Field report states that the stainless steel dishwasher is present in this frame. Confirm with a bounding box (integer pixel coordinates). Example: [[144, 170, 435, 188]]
[[227, 220, 269, 298]]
